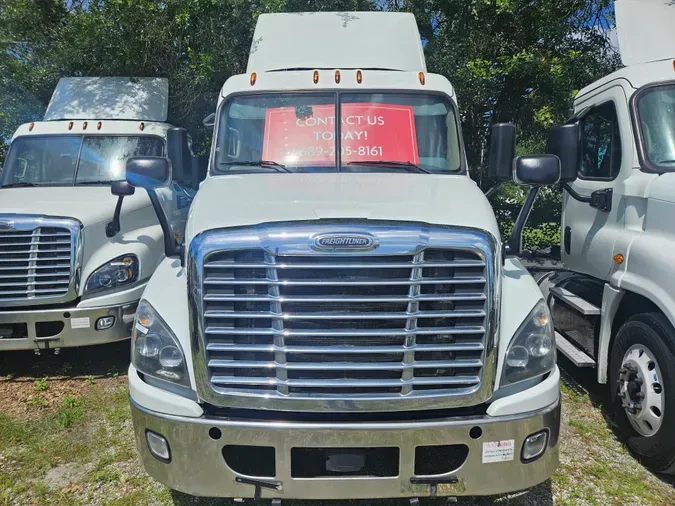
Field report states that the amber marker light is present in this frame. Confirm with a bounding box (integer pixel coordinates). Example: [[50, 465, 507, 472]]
[[250, 72, 257, 86], [419, 72, 426, 85], [83, 121, 88, 130], [97, 121, 102, 130], [139, 122, 145, 131], [68, 121, 74, 130], [29, 122, 35, 131], [613, 253, 625, 265], [313, 70, 319, 84], [356, 70, 363, 84], [335, 70, 341, 84]]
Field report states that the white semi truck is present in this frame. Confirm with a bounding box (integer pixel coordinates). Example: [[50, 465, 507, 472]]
[[124, 12, 562, 499], [0, 77, 200, 353], [535, 0, 675, 474]]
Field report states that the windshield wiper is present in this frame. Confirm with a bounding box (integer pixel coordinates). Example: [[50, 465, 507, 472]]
[[76, 180, 115, 185], [1, 182, 42, 188], [344, 161, 432, 174], [221, 160, 291, 173]]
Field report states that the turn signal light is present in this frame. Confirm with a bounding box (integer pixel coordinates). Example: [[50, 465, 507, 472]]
[[613, 253, 625, 265], [356, 70, 363, 84], [250, 72, 257, 86]]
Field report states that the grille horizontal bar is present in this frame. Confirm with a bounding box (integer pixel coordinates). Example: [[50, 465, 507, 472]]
[[210, 376, 482, 388], [204, 293, 486, 303], [204, 276, 486, 286], [208, 359, 483, 370], [206, 342, 485, 354]]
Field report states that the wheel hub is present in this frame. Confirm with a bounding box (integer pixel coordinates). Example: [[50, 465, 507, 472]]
[[617, 344, 665, 437]]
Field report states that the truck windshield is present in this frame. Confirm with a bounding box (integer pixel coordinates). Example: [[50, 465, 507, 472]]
[[214, 92, 462, 174], [1, 135, 164, 187], [636, 84, 675, 169]]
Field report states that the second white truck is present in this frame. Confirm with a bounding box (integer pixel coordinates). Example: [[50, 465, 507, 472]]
[[0, 77, 201, 353]]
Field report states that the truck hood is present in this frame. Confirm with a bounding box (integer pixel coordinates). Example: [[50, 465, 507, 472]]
[[186, 173, 501, 243], [0, 186, 151, 227]]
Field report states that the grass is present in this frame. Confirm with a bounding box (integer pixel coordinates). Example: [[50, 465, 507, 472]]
[[2, 365, 675, 506]]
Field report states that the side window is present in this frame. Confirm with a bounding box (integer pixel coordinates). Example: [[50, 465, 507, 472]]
[[579, 101, 622, 180]]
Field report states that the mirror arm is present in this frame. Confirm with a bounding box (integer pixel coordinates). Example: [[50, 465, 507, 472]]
[[562, 182, 591, 203], [504, 186, 540, 258], [147, 189, 181, 260], [105, 196, 125, 238], [484, 182, 503, 198]]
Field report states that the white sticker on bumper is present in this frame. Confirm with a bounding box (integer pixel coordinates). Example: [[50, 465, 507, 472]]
[[70, 317, 91, 329], [482, 439, 515, 463]]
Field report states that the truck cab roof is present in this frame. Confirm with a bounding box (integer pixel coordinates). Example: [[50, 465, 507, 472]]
[[44, 77, 169, 122], [247, 12, 426, 73]]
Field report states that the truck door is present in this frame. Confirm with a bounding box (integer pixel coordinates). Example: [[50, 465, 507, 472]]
[[562, 86, 630, 280]]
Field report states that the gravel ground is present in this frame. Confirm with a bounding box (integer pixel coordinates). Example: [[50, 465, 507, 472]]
[[1, 343, 674, 506]]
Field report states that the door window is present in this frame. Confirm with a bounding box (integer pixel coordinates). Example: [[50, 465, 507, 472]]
[[579, 102, 622, 180]]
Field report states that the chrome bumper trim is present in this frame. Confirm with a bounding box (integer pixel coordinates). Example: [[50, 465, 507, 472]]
[[0, 301, 138, 351], [131, 398, 560, 499]]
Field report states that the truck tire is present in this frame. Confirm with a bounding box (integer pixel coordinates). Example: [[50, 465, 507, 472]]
[[609, 312, 675, 474]]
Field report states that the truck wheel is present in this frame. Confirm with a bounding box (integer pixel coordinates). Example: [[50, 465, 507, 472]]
[[609, 313, 675, 474]]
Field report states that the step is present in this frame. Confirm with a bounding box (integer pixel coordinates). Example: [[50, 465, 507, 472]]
[[550, 285, 601, 316], [555, 331, 595, 368]]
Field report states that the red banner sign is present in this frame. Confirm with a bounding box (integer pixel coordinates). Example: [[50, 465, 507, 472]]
[[262, 103, 419, 165]]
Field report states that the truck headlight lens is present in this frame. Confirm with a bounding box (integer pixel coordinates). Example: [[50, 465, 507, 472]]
[[132, 300, 189, 387], [84, 254, 138, 294], [501, 301, 556, 387]]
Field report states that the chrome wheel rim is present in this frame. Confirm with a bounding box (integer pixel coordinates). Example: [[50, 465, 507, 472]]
[[618, 344, 665, 437]]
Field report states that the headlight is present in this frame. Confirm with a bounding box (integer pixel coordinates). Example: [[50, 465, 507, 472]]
[[501, 300, 556, 387], [84, 254, 138, 294], [132, 300, 189, 387]]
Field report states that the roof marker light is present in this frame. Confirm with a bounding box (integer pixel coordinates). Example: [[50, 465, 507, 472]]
[[140, 122, 145, 131], [250, 72, 257, 86], [419, 72, 426, 85], [83, 121, 88, 130], [313, 70, 319, 84], [68, 121, 73, 130], [29, 122, 35, 131], [97, 121, 102, 130], [613, 253, 625, 265], [356, 70, 363, 84], [335, 70, 341, 84]]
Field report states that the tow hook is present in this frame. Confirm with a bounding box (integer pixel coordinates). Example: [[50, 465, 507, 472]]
[[410, 476, 460, 498], [234, 476, 282, 501]]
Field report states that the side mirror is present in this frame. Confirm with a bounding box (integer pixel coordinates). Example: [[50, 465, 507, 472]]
[[111, 181, 135, 197], [125, 156, 179, 259], [514, 155, 561, 186], [488, 123, 516, 181], [547, 123, 579, 182], [106, 181, 136, 238], [167, 128, 191, 185], [126, 157, 171, 189]]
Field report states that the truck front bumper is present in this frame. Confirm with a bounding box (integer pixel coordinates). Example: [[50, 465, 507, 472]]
[[131, 395, 560, 499], [0, 301, 138, 351]]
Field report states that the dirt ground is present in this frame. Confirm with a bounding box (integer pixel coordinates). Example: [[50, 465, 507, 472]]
[[1, 343, 674, 506]]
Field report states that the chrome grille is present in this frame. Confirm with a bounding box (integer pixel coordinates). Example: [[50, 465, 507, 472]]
[[0, 216, 81, 306], [190, 223, 498, 412]]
